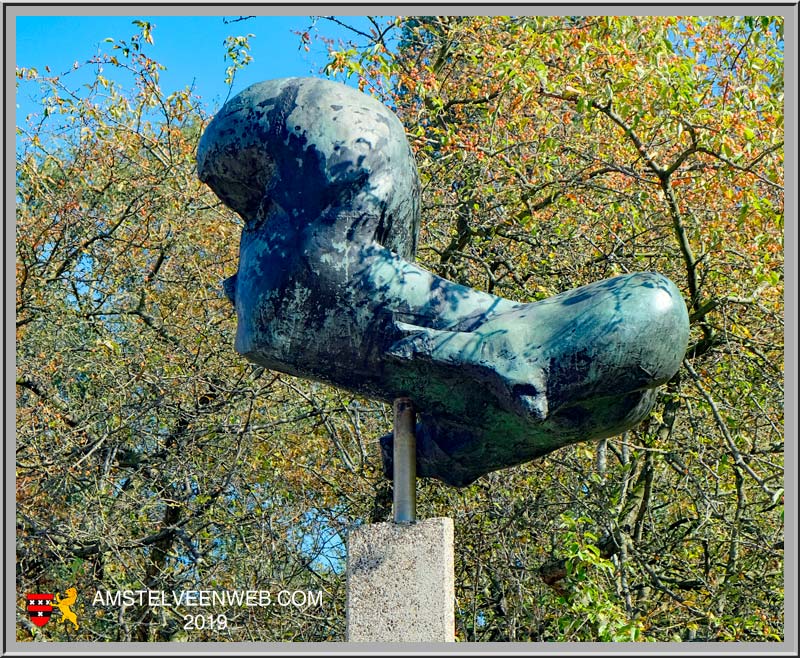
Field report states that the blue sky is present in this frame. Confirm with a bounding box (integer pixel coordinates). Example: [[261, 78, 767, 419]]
[[15, 14, 379, 122]]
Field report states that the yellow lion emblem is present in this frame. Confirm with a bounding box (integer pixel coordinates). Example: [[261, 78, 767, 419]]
[[55, 587, 79, 630]]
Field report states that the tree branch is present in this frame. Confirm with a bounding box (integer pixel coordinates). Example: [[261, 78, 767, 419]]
[[683, 359, 777, 496]]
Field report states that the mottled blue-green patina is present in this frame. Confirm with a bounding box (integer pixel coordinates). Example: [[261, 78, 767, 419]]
[[197, 77, 690, 487]]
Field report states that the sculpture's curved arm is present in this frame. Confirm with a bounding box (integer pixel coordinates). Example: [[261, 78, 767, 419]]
[[197, 77, 691, 487]]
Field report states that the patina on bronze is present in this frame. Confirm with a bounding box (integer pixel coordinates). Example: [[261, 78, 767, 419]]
[[197, 77, 690, 487]]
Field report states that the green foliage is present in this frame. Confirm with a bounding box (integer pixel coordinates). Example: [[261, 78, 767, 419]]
[[554, 514, 648, 642], [223, 33, 255, 87], [317, 14, 784, 642], [16, 15, 784, 643]]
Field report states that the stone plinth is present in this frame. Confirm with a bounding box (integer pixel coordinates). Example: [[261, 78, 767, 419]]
[[346, 517, 455, 642]]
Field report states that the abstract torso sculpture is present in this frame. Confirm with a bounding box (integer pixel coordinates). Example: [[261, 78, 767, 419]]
[[197, 77, 690, 487]]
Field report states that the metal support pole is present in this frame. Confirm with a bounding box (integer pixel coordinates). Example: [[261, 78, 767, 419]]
[[392, 397, 416, 523]]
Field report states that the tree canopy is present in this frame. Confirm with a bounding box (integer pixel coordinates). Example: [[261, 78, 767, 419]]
[[16, 15, 785, 643]]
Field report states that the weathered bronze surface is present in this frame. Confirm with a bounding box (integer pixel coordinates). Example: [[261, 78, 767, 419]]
[[197, 77, 690, 486]]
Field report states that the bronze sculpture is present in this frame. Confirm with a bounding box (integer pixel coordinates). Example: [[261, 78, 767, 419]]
[[197, 77, 690, 487]]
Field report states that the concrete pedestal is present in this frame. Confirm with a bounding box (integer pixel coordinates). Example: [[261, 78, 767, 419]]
[[345, 517, 455, 642]]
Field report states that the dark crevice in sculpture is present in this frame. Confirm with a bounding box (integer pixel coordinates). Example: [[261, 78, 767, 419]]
[[197, 77, 690, 487]]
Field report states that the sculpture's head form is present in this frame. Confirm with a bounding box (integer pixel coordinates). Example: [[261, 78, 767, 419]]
[[197, 77, 690, 487], [197, 76, 420, 260]]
